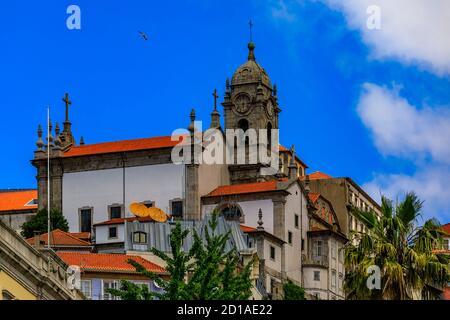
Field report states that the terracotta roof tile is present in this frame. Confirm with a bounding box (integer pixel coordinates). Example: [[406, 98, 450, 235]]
[[70, 232, 91, 241], [0, 190, 38, 212], [308, 192, 321, 203], [299, 171, 333, 181], [57, 252, 165, 273], [63, 135, 185, 158], [205, 179, 286, 197], [94, 216, 154, 226], [441, 223, 450, 235], [240, 225, 257, 233], [26, 229, 92, 246]]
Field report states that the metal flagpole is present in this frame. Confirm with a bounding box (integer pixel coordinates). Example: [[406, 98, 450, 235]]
[[47, 106, 51, 249]]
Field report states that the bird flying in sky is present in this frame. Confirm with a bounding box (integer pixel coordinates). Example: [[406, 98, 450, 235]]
[[138, 31, 148, 40]]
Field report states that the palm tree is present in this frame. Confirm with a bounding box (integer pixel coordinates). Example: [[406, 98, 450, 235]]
[[344, 192, 449, 300]]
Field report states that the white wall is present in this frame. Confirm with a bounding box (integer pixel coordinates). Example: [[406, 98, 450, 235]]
[[95, 224, 124, 244], [62, 164, 183, 232], [284, 183, 308, 285]]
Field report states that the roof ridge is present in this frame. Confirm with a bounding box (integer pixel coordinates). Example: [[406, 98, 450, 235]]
[[68, 134, 173, 149]]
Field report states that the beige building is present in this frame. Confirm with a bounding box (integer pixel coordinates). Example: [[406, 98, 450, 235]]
[[0, 189, 38, 232], [0, 219, 83, 300], [302, 172, 381, 236]]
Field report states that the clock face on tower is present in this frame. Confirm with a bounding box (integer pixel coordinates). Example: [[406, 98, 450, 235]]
[[234, 94, 251, 114], [266, 100, 274, 117]]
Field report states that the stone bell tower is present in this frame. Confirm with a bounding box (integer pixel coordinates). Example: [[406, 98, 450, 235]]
[[222, 41, 281, 184]]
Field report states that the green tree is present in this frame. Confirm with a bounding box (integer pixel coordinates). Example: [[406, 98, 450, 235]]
[[283, 280, 306, 300], [344, 192, 449, 300], [108, 213, 253, 300], [21, 208, 69, 238]]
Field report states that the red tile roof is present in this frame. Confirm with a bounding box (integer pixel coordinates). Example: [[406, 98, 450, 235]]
[[26, 229, 92, 246], [94, 216, 154, 226], [57, 252, 165, 273], [0, 190, 38, 212], [240, 225, 257, 233], [70, 232, 91, 241], [63, 135, 185, 158], [308, 192, 321, 203], [441, 223, 450, 235], [299, 171, 333, 181], [205, 179, 286, 197]]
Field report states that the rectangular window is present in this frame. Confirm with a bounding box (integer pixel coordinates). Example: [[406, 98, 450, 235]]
[[81, 280, 92, 299], [331, 270, 337, 287], [80, 208, 92, 233], [103, 280, 119, 300], [108, 226, 118, 239], [143, 201, 155, 208], [270, 245, 276, 261], [294, 214, 299, 228], [171, 200, 183, 218], [288, 231, 293, 245], [314, 240, 323, 257], [301, 238, 305, 251], [331, 242, 336, 259], [109, 206, 122, 219], [313, 271, 320, 281]]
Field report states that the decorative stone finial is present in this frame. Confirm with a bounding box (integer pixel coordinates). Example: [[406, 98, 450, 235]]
[[54, 122, 62, 149], [257, 208, 264, 230], [55, 122, 60, 136], [273, 84, 277, 96], [248, 42, 256, 61], [80, 136, 85, 145], [288, 144, 298, 179], [47, 118, 54, 147], [188, 108, 196, 133], [36, 124, 44, 151]]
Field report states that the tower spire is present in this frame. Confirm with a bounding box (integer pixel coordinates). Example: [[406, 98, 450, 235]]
[[247, 20, 256, 61]]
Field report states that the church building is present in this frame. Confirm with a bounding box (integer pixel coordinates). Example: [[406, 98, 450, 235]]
[[30, 40, 375, 299]]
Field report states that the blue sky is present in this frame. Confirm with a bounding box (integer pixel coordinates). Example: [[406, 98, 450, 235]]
[[1, 0, 449, 222]]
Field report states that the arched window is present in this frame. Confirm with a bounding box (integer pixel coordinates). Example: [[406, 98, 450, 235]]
[[133, 231, 147, 244], [267, 122, 272, 147], [238, 119, 249, 132], [219, 204, 243, 221]]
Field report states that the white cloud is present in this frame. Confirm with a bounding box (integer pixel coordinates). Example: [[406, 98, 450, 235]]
[[363, 168, 450, 222], [357, 83, 450, 165], [358, 83, 450, 221], [271, 0, 297, 22], [321, 0, 450, 76]]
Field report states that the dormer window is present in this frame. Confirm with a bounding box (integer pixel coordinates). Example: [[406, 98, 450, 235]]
[[133, 231, 147, 244]]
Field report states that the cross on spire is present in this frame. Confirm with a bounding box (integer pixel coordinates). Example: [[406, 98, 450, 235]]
[[249, 19, 253, 42], [212, 88, 218, 111], [62, 93, 72, 122]]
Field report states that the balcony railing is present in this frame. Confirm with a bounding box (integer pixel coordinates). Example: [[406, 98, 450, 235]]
[[302, 254, 329, 267]]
